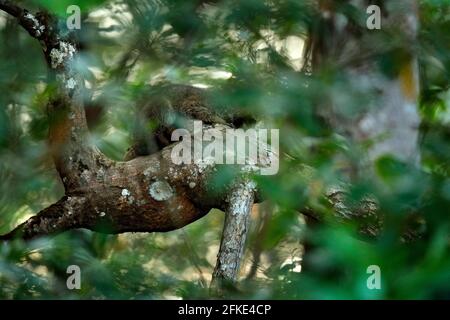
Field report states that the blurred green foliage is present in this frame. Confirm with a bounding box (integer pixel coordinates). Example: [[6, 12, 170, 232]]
[[0, 0, 449, 299]]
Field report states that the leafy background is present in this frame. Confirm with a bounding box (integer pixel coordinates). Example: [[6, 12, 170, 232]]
[[0, 0, 449, 299]]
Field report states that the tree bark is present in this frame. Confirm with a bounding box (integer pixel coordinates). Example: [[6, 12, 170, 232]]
[[211, 179, 255, 286]]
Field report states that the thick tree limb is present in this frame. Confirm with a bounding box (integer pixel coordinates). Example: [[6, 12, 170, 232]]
[[0, 129, 236, 239], [0, 3, 220, 240]]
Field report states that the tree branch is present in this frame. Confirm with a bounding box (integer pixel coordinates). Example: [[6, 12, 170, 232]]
[[212, 179, 256, 286], [0, 197, 84, 240], [0, 1, 44, 39], [0, 3, 214, 241]]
